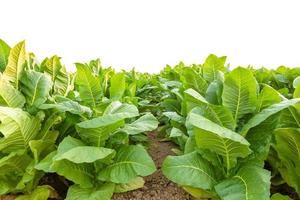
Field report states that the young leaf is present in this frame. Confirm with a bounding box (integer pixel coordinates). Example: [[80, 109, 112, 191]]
[[120, 113, 158, 135], [274, 128, 300, 195], [20, 70, 53, 108], [42, 56, 69, 95], [0, 78, 25, 108], [0, 39, 11, 72], [222, 67, 257, 121], [110, 73, 126, 100], [97, 145, 156, 183], [0, 107, 41, 152], [3, 41, 26, 89], [202, 54, 226, 82], [75, 63, 101, 107], [53, 136, 116, 163]]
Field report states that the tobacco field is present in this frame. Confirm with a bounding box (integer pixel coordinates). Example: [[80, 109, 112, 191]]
[[0, 39, 299, 200]]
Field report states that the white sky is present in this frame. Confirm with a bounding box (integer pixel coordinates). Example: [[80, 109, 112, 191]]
[[1, 0, 300, 73]]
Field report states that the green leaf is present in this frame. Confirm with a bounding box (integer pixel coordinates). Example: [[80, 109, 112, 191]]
[[3, 41, 26, 89], [271, 193, 293, 200], [187, 112, 251, 170], [76, 102, 139, 146], [0, 78, 25, 108], [114, 177, 145, 193], [120, 113, 158, 135], [20, 70, 53, 108], [77, 102, 139, 129], [15, 185, 57, 200], [75, 63, 101, 107], [256, 84, 282, 112], [52, 159, 94, 188], [181, 67, 208, 95], [241, 98, 300, 136], [66, 183, 115, 200], [42, 56, 69, 95], [39, 98, 92, 117], [162, 111, 185, 124], [54, 136, 115, 163], [189, 103, 235, 131], [110, 73, 126, 100], [0, 107, 41, 152], [222, 67, 257, 121], [162, 152, 218, 190], [202, 54, 226, 82], [215, 165, 271, 200], [0, 39, 11, 72], [274, 128, 300, 194], [97, 145, 156, 183], [0, 150, 32, 176]]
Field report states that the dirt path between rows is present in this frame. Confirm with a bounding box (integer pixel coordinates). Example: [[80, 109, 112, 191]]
[[113, 132, 196, 200]]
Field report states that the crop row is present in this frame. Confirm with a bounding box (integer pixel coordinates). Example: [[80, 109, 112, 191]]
[[0, 40, 299, 200]]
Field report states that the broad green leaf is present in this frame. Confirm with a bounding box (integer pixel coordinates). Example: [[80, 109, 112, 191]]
[[54, 136, 115, 163], [246, 115, 279, 161], [42, 158, 94, 188], [222, 67, 257, 121], [76, 102, 139, 146], [39, 99, 92, 116], [162, 152, 218, 190], [97, 145, 156, 183], [182, 88, 208, 115], [34, 151, 57, 173], [241, 98, 300, 136], [0, 150, 32, 176], [0, 78, 25, 108], [170, 127, 184, 138], [0, 107, 41, 152], [66, 183, 115, 200], [75, 63, 101, 107], [256, 84, 282, 112], [20, 70, 53, 108], [181, 67, 208, 95], [29, 139, 57, 163], [205, 80, 223, 105], [274, 128, 300, 194], [187, 112, 251, 170], [110, 73, 126, 100], [162, 111, 185, 124], [189, 104, 235, 131], [202, 54, 226, 82], [0, 39, 11, 72], [15, 185, 57, 200], [77, 102, 139, 129], [120, 113, 158, 135], [114, 177, 145, 193], [215, 165, 270, 200], [42, 56, 69, 95], [3, 41, 26, 89]]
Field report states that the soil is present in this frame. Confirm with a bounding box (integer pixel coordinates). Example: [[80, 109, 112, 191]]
[[113, 132, 196, 200]]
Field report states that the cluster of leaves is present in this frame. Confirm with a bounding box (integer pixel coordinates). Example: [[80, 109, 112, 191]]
[[0, 39, 159, 200], [1, 38, 300, 200], [157, 55, 300, 199]]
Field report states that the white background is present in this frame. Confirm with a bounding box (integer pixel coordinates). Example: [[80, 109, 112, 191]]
[[1, 0, 300, 73]]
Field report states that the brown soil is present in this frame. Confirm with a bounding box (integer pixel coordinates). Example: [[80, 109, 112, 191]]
[[113, 132, 195, 200]]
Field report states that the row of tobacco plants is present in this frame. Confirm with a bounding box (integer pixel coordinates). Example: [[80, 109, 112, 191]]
[[0, 39, 299, 200]]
